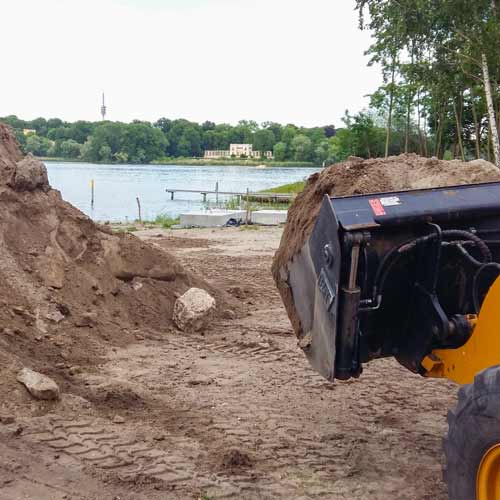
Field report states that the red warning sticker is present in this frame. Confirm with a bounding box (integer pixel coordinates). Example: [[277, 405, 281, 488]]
[[369, 198, 386, 216]]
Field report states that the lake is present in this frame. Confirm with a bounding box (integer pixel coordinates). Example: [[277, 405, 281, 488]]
[[45, 162, 320, 222]]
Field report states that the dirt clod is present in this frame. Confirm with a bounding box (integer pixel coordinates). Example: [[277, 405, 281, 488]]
[[220, 448, 253, 470]]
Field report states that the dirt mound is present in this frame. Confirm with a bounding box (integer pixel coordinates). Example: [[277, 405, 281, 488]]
[[272, 153, 500, 336], [0, 124, 234, 406]]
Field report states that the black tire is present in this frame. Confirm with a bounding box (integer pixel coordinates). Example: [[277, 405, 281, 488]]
[[444, 365, 500, 500]]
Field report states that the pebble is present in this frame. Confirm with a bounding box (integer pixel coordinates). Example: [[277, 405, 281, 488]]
[[113, 415, 125, 424]]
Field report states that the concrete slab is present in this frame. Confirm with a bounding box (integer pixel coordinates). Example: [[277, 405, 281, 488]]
[[180, 209, 246, 228], [251, 210, 288, 226]]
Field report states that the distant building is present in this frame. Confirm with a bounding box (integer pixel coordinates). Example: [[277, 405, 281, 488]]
[[204, 144, 273, 160], [23, 129, 36, 136], [230, 144, 253, 157]]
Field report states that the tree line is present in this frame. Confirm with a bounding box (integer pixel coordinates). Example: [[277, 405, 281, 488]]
[[0, 115, 339, 165], [350, 0, 500, 166]]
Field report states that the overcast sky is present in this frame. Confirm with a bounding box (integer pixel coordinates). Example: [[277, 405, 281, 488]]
[[1, 0, 380, 127]]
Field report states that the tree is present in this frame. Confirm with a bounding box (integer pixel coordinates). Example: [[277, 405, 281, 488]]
[[201, 120, 216, 131], [180, 126, 202, 157], [273, 142, 287, 161], [80, 139, 94, 162], [122, 122, 168, 163], [88, 123, 126, 161], [176, 137, 191, 157], [324, 125, 337, 138], [25, 134, 52, 156], [154, 117, 172, 134], [69, 121, 95, 144], [99, 145, 112, 162], [30, 117, 48, 136], [314, 140, 331, 165], [356, 0, 500, 166], [114, 151, 129, 163], [328, 111, 386, 161], [253, 129, 275, 154], [291, 135, 313, 161], [59, 139, 82, 158], [281, 124, 298, 144]]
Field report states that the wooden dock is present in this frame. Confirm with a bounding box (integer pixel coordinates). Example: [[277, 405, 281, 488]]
[[165, 188, 294, 202]]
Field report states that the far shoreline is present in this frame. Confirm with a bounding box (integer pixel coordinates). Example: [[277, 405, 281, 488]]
[[40, 156, 318, 169]]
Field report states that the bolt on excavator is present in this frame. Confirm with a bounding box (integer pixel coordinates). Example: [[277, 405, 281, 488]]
[[278, 181, 500, 500]]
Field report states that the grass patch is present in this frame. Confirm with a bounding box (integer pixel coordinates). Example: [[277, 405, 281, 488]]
[[239, 224, 260, 231], [152, 157, 315, 168], [263, 181, 305, 194], [154, 214, 180, 228], [112, 225, 138, 233]]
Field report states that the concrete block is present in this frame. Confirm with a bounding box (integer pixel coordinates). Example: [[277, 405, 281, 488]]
[[251, 210, 288, 226], [180, 210, 246, 228]]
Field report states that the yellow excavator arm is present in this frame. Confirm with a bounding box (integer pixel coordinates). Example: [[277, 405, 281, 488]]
[[423, 276, 500, 385]]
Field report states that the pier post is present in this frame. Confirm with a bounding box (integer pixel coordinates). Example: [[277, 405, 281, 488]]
[[245, 188, 250, 225], [136, 197, 142, 222]]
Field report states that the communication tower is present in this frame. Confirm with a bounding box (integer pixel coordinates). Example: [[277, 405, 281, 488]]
[[101, 93, 107, 121]]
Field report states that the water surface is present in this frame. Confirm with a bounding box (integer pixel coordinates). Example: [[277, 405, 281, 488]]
[[46, 162, 319, 222]]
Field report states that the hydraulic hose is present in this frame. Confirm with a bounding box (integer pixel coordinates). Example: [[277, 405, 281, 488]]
[[472, 262, 500, 314], [360, 228, 492, 312]]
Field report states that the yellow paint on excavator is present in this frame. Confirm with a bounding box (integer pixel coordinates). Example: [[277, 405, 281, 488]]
[[422, 277, 500, 385]]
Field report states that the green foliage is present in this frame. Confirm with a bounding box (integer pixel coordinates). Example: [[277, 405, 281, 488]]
[[291, 134, 313, 161], [59, 139, 82, 159], [273, 141, 287, 161], [0, 114, 336, 166], [154, 214, 180, 228], [25, 134, 52, 156], [354, 0, 500, 163], [264, 181, 305, 194]]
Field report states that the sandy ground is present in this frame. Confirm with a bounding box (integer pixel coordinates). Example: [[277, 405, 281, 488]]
[[0, 225, 458, 500]]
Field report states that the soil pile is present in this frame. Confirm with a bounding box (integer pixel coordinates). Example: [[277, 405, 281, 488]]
[[0, 124, 232, 401], [272, 153, 500, 336]]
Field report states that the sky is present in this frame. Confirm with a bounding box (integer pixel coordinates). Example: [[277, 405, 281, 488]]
[[0, 0, 380, 128]]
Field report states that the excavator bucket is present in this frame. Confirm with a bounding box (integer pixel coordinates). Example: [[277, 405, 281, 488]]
[[283, 182, 500, 382]]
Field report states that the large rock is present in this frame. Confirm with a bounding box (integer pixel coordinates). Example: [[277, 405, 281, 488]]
[[173, 288, 216, 333], [9, 154, 50, 192], [17, 368, 60, 400]]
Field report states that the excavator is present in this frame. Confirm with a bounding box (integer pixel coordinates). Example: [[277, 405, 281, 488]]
[[278, 181, 500, 499]]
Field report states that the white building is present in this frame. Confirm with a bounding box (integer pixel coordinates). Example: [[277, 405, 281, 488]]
[[230, 144, 253, 157], [204, 144, 273, 160]]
